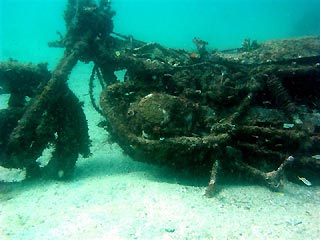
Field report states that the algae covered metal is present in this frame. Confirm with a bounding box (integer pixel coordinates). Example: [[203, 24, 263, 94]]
[[99, 34, 320, 195], [0, 61, 90, 179]]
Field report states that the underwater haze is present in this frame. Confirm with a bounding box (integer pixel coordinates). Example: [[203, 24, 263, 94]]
[[1, 1, 320, 239], [113, 0, 320, 50], [1, 0, 320, 65]]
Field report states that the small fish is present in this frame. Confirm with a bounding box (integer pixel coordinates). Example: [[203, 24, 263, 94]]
[[298, 176, 312, 186], [287, 156, 295, 162], [311, 155, 320, 160]]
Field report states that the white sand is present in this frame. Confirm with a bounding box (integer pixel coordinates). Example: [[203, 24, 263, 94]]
[[1, 62, 320, 240]]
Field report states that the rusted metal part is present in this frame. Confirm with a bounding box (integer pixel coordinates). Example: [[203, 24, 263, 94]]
[[0, 0, 115, 178], [0, 60, 90, 179], [99, 36, 320, 195]]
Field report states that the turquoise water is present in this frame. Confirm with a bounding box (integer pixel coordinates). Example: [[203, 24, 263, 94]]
[[1, 1, 320, 239], [1, 0, 320, 66], [113, 0, 320, 50]]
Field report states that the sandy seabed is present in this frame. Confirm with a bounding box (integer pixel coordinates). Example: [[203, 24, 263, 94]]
[[1, 63, 320, 240]]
